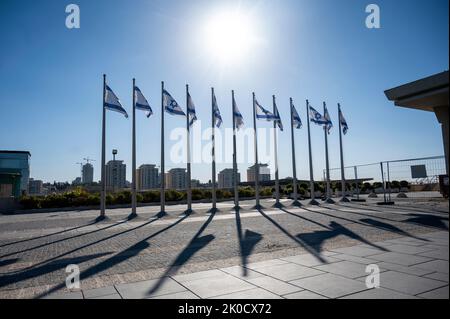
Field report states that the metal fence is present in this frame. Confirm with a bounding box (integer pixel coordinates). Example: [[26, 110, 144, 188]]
[[326, 155, 447, 200]]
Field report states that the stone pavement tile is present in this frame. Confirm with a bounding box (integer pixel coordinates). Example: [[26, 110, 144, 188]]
[[246, 276, 303, 295], [357, 271, 447, 296], [341, 288, 418, 299], [181, 273, 255, 299], [280, 253, 339, 267], [414, 260, 449, 274], [253, 263, 324, 281], [245, 259, 290, 270], [149, 291, 199, 299], [383, 238, 429, 247], [330, 245, 386, 257], [419, 249, 449, 261], [332, 253, 378, 265], [83, 286, 117, 299], [290, 273, 368, 299], [283, 290, 327, 299], [376, 261, 434, 276], [385, 244, 435, 255], [210, 287, 281, 299], [43, 291, 84, 299], [416, 286, 449, 299], [424, 272, 449, 283], [115, 277, 186, 299], [220, 266, 265, 279], [173, 269, 225, 283], [315, 260, 371, 279], [370, 252, 432, 266], [91, 293, 122, 299]]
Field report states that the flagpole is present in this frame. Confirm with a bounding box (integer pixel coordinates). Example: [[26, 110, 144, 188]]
[[131, 78, 137, 217], [100, 74, 106, 217], [252, 92, 261, 209], [232, 90, 239, 210], [290, 98, 301, 207], [273, 95, 281, 208], [185, 84, 192, 214], [160, 81, 166, 216], [306, 100, 319, 205], [338, 103, 350, 202], [323, 102, 334, 204], [211, 87, 217, 213]]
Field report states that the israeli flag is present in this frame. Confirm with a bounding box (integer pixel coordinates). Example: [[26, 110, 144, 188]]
[[104, 85, 128, 118], [273, 102, 283, 131], [324, 104, 333, 134], [187, 92, 197, 126], [163, 89, 185, 117], [212, 92, 223, 128], [291, 104, 302, 129], [339, 108, 348, 135], [134, 86, 153, 118], [255, 99, 275, 121], [309, 105, 328, 125], [233, 96, 244, 130]]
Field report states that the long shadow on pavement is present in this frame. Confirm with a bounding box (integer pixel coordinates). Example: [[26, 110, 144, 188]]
[[36, 214, 190, 299], [404, 213, 449, 231]]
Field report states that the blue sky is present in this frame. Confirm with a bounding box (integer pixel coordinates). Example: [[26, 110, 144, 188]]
[[0, 0, 448, 183]]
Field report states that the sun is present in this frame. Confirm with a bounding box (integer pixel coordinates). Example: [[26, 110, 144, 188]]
[[204, 10, 256, 64]]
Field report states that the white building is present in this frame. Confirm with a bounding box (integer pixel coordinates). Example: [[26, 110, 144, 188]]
[[218, 168, 240, 189], [82, 163, 94, 184], [136, 164, 159, 190], [106, 160, 126, 190], [165, 168, 187, 190], [247, 163, 270, 182], [28, 178, 43, 195]]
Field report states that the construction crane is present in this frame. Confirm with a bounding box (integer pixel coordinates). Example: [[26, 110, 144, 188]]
[[83, 157, 96, 164], [76, 162, 83, 180]]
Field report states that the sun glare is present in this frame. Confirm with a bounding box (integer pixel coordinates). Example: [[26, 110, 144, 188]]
[[204, 10, 256, 64]]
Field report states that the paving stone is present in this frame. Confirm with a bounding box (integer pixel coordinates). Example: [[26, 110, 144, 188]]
[[280, 253, 338, 267], [417, 286, 449, 299], [418, 248, 449, 261], [360, 271, 447, 296], [253, 263, 324, 281], [246, 276, 303, 295], [330, 245, 385, 257], [331, 253, 378, 265], [376, 261, 434, 276], [181, 273, 255, 299], [173, 269, 225, 283], [220, 266, 265, 279], [91, 293, 122, 299], [385, 244, 435, 255], [283, 290, 327, 299], [414, 260, 449, 274], [370, 252, 432, 266], [290, 273, 368, 299], [315, 260, 370, 279], [210, 287, 282, 299], [43, 291, 84, 299], [245, 259, 290, 270], [341, 288, 418, 299], [115, 277, 186, 299], [424, 272, 449, 282], [149, 291, 199, 299], [83, 286, 117, 299]]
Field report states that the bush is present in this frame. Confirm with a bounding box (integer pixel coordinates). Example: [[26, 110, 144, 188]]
[[400, 180, 410, 188], [239, 186, 255, 198], [141, 190, 159, 203], [260, 187, 273, 196], [192, 189, 204, 201], [166, 189, 185, 202], [19, 195, 41, 209]]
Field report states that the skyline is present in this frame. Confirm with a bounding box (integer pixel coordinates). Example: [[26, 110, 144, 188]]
[[0, 0, 448, 183]]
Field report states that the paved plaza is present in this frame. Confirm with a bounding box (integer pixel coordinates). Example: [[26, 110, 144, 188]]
[[0, 197, 448, 299]]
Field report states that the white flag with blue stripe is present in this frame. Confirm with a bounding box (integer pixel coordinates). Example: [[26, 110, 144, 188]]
[[104, 85, 128, 118], [339, 107, 348, 135], [163, 89, 185, 117], [324, 104, 333, 134], [291, 104, 302, 129], [212, 92, 223, 128], [187, 92, 197, 126], [233, 96, 244, 130], [309, 105, 327, 125], [273, 102, 283, 131], [255, 99, 275, 121], [134, 86, 152, 118]]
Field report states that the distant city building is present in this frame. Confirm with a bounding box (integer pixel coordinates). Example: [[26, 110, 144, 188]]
[[137, 164, 159, 190], [247, 163, 270, 182], [105, 160, 126, 190], [218, 168, 240, 188], [165, 168, 187, 190], [191, 179, 201, 188], [0, 150, 31, 198], [82, 163, 94, 184], [72, 177, 82, 185], [28, 178, 43, 195]]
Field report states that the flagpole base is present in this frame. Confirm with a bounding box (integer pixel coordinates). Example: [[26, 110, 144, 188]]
[[351, 198, 367, 202], [273, 201, 284, 208], [324, 198, 336, 204], [182, 208, 195, 216], [291, 200, 303, 207], [308, 199, 320, 206], [127, 212, 138, 221], [95, 215, 109, 223], [340, 196, 351, 203], [233, 205, 241, 212], [155, 211, 167, 218], [208, 207, 219, 214], [252, 204, 264, 210]]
